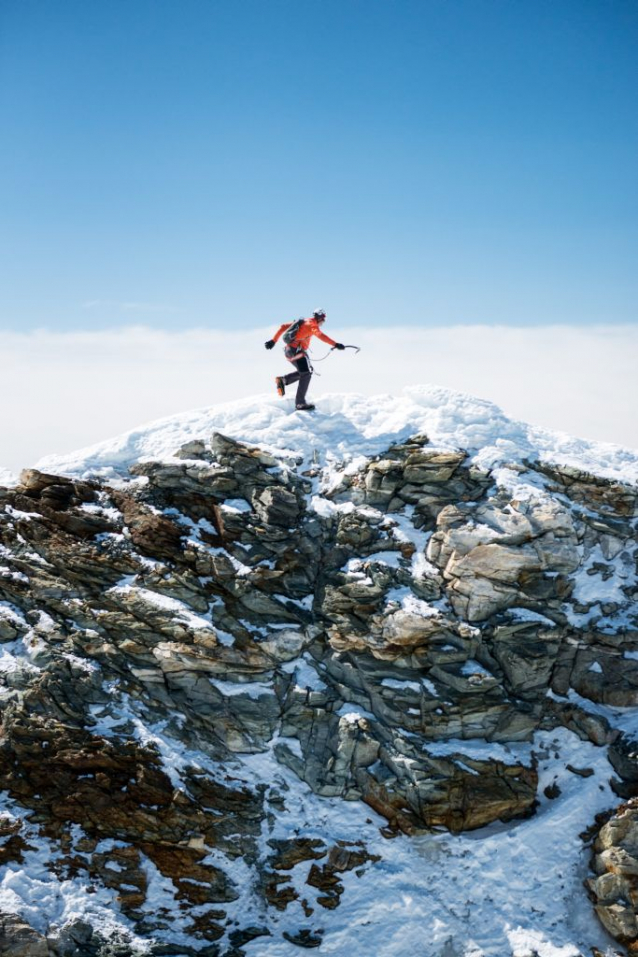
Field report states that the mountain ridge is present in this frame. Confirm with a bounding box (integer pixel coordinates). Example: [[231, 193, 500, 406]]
[[0, 385, 637, 955], [34, 385, 638, 486]]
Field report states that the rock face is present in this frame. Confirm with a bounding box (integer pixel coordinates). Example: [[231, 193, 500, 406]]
[[587, 800, 638, 950], [0, 427, 637, 954]]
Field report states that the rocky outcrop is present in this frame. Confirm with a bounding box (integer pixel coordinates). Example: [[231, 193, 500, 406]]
[[587, 800, 638, 951], [0, 429, 637, 953], [0, 912, 50, 957], [427, 493, 581, 621]]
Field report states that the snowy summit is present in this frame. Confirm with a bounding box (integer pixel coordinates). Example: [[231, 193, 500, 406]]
[[37, 384, 638, 485]]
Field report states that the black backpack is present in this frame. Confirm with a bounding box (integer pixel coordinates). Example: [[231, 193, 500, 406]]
[[282, 317, 305, 345]]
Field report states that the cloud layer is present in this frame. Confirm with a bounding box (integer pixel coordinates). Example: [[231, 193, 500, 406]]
[[2, 324, 636, 475]]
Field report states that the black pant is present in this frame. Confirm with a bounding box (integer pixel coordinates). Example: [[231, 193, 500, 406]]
[[283, 355, 312, 406]]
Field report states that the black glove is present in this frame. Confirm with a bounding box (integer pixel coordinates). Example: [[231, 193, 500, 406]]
[[334, 342, 345, 350], [265, 340, 275, 350]]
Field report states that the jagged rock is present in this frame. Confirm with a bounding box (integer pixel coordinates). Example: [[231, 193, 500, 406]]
[[253, 485, 302, 527], [486, 620, 563, 699], [427, 493, 581, 621], [305, 841, 380, 909], [335, 441, 491, 528], [608, 734, 638, 798], [110, 491, 185, 561], [0, 818, 33, 868], [542, 694, 613, 746], [0, 607, 27, 643], [587, 800, 638, 948], [536, 462, 638, 518], [1, 426, 637, 953], [175, 439, 211, 460], [0, 912, 50, 957], [283, 928, 324, 948], [0, 705, 261, 930]]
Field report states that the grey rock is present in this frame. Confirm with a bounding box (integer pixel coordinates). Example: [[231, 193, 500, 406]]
[[0, 912, 50, 957], [2, 429, 638, 952]]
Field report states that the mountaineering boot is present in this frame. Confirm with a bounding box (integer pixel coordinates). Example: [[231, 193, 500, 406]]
[[275, 376, 285, 397], [295, 403, 315, 412]]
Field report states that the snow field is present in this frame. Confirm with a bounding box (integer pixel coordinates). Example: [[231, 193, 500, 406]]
[[36, 385, 638, 486]]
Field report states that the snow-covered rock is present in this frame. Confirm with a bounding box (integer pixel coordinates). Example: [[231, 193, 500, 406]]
[[0, 386, 636, 956]]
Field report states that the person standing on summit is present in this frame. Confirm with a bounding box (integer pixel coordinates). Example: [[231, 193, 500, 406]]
[[264, 309, 345, 411]]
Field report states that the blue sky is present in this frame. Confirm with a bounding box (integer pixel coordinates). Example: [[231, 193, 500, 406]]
[[1, 0, 636, 332]]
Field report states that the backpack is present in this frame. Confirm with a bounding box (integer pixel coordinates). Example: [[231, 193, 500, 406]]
[[282, 317, 305, 345]]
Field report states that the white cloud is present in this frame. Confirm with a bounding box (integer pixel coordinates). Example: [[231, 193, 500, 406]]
[[1, 324, 636, 475]]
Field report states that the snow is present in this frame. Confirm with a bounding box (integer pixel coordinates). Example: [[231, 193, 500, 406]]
[[281, 655, 327, 692], [0, 601, 27, 627], [0, 467, 17, 487], [336, 703, 376, 723], [35, 385, 638, 485], [273, 592, 314, 610], [460, 659, 486, 676], [424, 736, 533, 766], [381, 678, 423, 693], [507, 607, 557, 625], [0, 566, 29, 584], [310, 494, 353, 518], [565, 543, 637, 631], [5, 504, 41, 520], [1, 665, 627, 956], [0, 792, 150, 951], [62, 653, 99, 673], [421, 676, 439, 697], [0, 644, 39, 676], [385, 592, 440, 618], [345, 550, 404, 570], [80, 501, 122, 522], [0, 630, 49, 677], [220, 497, 252, 513], [236, 725, 618, 957], [106, 583, 215, 632], [209, 677, 274, 700], [215, 628, 236, 647], [571, 544, 634, 607]]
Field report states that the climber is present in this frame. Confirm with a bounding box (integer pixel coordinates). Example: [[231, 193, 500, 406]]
[[264, 309, 345, 412]]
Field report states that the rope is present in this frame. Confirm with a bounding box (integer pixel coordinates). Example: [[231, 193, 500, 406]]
[[307, 344, 361, 363], [301, 344, 362, 376], [307, 346, 336, 363]]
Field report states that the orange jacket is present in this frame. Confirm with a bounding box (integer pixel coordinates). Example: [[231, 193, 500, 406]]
[[272, 317, 337, 354]]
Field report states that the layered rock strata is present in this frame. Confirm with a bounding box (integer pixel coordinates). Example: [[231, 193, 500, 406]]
[[0, 429, 636, 953]]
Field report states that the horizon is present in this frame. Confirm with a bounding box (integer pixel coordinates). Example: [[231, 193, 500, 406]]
[[1, 322, 636, 477], [1, 1, 636, 475]]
